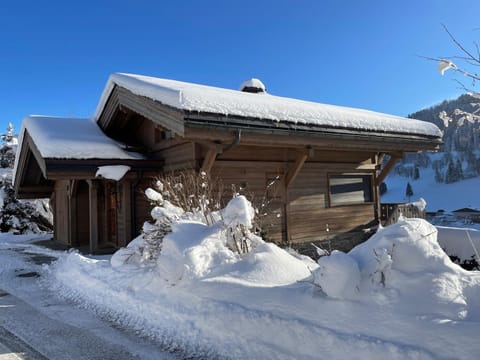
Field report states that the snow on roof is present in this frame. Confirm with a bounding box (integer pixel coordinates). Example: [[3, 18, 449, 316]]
[[18, 116, 143, 160], [95, 73, 442, 138], [239, 78, 266, 92]]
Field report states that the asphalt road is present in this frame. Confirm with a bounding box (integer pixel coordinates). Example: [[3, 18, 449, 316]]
[[0, 242, 178, 360]]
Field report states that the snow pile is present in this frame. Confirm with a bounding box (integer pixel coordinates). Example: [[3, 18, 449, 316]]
[[313, 217, 480, 320], [239, 78, 266, 93], [95, 165, 131, 181], [112, 195, 311, 287], [409, 197, 427, 211], [313, 250, 360, 299], [43, 210, 480, 359]]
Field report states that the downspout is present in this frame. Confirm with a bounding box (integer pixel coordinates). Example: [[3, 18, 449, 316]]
[[222, 129, 242, 153]]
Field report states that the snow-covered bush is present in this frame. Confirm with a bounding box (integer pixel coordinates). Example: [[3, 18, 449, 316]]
[[312, 217, 480, 319], [112, 172, 265, 272], [111, 182, 312, 287]]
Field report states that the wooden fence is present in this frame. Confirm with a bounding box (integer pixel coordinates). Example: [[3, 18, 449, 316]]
[[380, 203, 425, 226]]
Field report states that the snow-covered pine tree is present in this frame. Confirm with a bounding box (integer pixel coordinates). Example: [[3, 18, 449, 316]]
[[444, 159, 457, 184], [455, 158, 464, 181], [405, 182, 413, 202], [0, 123, 53, 234]]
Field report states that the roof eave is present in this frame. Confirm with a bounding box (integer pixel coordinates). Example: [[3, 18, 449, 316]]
[[183, 116, 442, 153]]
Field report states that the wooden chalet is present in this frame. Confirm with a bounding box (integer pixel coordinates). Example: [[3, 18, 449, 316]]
[[13, 74, 442, 254]]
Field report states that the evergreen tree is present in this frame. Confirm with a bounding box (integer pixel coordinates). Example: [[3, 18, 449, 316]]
[[0, 123, 53, 234], [413, 166, 420, 180], [444, 159, 457, 184], [434, 167, 444, 183], [405, 182, 413, 202], [455, 158, 464, 180], [379, 182, 387, 195]]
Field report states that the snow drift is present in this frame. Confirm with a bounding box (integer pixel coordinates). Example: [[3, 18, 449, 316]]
[[43, 196, 480, 359], [313, 217, 480, 320]]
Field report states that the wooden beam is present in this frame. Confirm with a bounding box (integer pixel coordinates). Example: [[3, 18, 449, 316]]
[[285, 152, 308, 188], [376, 152, 403, 185], [201, 148, 217, 175], [273, 151, 309, 199]]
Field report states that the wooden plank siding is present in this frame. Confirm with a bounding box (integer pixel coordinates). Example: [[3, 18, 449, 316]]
[[210, 160, 287, 243], [53, 180, 70, 245], [288, 163, 376, 245], [157, 142, 196, 172], [209, 150, 378, 249]]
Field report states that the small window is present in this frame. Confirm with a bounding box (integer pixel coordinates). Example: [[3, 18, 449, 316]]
[[328, 174, 373, 206]]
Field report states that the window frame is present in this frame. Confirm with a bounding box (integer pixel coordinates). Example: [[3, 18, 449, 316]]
[[327, 173, 374, 207]]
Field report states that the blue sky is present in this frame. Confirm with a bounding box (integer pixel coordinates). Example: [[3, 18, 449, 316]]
[[1, 0, 479, 133]]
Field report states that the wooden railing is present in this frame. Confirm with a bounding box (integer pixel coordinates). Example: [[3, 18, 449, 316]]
[[380, 203, 425, 226]]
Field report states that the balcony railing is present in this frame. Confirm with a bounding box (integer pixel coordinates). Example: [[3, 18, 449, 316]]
[[380, 203, 425, 226]]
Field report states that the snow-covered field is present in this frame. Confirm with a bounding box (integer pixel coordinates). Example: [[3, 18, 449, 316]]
[[382, 167, 480, 212], [1, 195, 479, 359]]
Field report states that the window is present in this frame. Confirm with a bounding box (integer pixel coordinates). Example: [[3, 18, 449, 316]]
[[328, 174, 373, 206]]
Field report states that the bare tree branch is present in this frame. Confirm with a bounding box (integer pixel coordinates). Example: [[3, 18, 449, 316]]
[[442, 23, 480, 63]]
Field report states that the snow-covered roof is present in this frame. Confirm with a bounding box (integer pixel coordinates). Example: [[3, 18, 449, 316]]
[[18, 116, 143, 160], [95, 73, 442, 138]]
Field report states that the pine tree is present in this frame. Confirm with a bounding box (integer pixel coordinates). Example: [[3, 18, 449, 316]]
[[0, 123, 53, 233], [455, 158, 464, 180], [434, 167, 444, 183], [405, 182, 413, 202], [444, 159, 456, 184], [413, 166, 420, 180]]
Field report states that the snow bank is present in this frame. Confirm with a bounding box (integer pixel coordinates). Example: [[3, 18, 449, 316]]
[[43, 212, 480, 359], [314, 250, 360, 299], [313, 217, 480, 321]]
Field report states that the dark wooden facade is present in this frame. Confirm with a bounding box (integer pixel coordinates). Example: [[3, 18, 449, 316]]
[[14, 78, 442, 254]]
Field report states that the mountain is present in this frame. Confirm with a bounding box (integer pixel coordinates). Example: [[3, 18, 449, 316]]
[[408, 94, 480, 153], [382, 94, 480, 213]]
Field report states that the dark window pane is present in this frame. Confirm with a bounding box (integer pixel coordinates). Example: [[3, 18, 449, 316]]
[[329, 175, 372, 206]]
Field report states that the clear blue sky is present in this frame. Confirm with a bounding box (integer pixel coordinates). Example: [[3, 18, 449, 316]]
[[1, 0, 479, 133]]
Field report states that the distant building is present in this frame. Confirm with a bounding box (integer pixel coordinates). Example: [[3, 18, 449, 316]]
[[452, 208, 480, 223]]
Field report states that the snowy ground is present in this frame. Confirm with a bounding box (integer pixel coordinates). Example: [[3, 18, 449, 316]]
[[382, 167, 480, 212], [1, 208, 479, 359], [0, 233, 176, 360]]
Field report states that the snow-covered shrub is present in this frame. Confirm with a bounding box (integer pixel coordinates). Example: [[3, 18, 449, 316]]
[[113, 172, 265, 270], [312, 250, 360, 299], [152, 171, 224, 225], [108, 168, 303, 287], [222, 195, 258, 254]]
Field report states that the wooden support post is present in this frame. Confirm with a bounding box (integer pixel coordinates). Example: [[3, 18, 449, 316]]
[[273, 150, 309, 244], [376, 152, 403, 186], [87, 180, 99, 254], [375, 152, 403, 223], [285, 153, 308, 188], [201, 148, 217, 175], [274, 151, 309, 198]]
